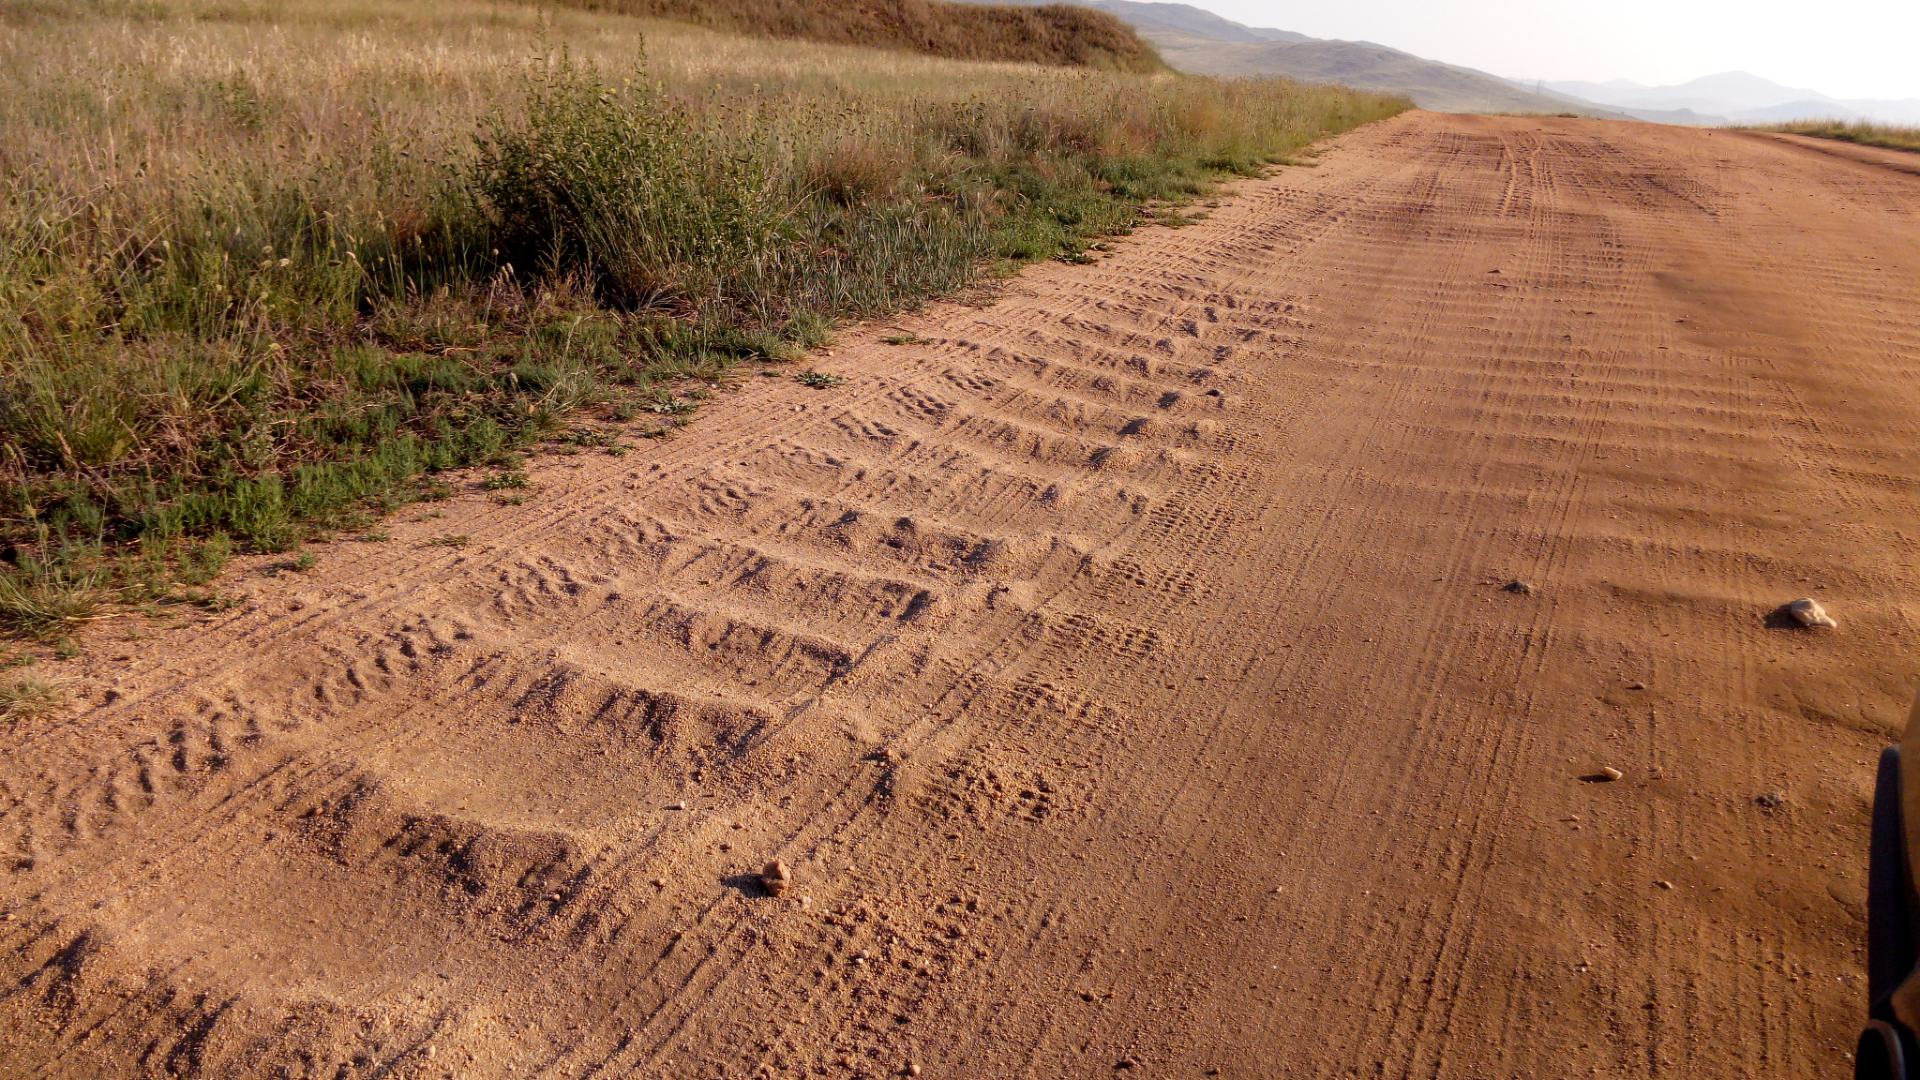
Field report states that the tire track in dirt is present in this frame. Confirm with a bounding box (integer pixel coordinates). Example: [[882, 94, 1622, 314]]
[[4, 113, 1920, 1078]]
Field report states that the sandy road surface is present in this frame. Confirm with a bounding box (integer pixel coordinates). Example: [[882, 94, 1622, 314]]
[[6, 112, 1920, 1079]]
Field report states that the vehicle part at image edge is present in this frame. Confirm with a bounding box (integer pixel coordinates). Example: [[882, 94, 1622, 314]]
[[1858, 691, 1920, 1079]]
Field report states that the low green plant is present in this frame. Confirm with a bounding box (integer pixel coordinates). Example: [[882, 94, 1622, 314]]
[[644, 390, 698, 416], [428, 534, 471, 546], [483, 470, 532, 490], [795, 371, 845, 388]]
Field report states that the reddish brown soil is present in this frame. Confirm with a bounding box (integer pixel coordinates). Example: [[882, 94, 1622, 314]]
[[5, 113, 1920, 1079]]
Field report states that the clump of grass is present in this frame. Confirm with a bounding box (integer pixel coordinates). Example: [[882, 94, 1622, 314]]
[[428, 535, 471, 547], [0, 676, 69, 722], [1764, 120, 1920, 153], [0, 561, 109, 640], [483, 470, 532, 490], [795, 371, 845, 389]]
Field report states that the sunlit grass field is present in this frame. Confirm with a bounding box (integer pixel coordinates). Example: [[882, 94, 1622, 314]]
[[1765, 120, 1920, 154], [0, 0, 1407, 643]]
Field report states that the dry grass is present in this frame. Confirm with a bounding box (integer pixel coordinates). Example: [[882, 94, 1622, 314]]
[[0, 0, 1407, 593], [0, 562, 109, 640], [0, 676, 70, 722], [1764, 120, 1920, 154], [570, 0, 1164, 72]]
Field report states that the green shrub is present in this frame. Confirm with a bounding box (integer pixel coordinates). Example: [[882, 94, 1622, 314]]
[[473, 52, 794, 315]]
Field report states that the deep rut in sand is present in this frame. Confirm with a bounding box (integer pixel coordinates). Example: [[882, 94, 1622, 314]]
[[5, 113, 1920, 1078]]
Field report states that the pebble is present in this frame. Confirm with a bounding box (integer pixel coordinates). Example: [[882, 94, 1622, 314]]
[[1758, 791, 1787, 809], [1600, 767, 1624, 782], [1502, 580, 1533, 594], [906, 1064, 922, 1077], [669, 801, 687, 811], [762, 859, 792, 897], [1787, 598, 1837, 628], [1657, 880, 1673, 890]]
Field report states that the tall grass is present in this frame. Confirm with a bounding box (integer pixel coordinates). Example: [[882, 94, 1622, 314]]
[[0, 0, 1406, 625], [1763, 120, 1920, 154]]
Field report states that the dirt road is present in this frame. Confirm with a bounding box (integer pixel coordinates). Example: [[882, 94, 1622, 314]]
[[6, 113, 1920, 1078]]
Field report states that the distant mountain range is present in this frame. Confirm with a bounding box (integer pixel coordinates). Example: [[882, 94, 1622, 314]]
[[956, 0, 1920, 127], [1529, 71, 1920, 126]]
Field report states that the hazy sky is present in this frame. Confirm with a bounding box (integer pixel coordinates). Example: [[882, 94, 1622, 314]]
[[1200, 0, 1920, 100]]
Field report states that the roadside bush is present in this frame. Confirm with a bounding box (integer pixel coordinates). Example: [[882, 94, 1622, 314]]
[[474, 52, 794, 314]]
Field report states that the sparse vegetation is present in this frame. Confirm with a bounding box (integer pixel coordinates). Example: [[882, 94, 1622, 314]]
[[1764, 121, 1920, 154], [796, 371, 847, 389], [0, 0, 1406, 631]]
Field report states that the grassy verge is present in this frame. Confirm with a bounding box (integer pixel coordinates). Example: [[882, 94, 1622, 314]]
[[1762, 121, 1920, 153], [0, 0, 1408, 644]]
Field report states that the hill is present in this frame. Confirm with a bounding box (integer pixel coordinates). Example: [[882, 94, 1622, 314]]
[[1085, 0, 1307, 44], [565, 0, 1164, 71], [1146, 31, 1620, 116]]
